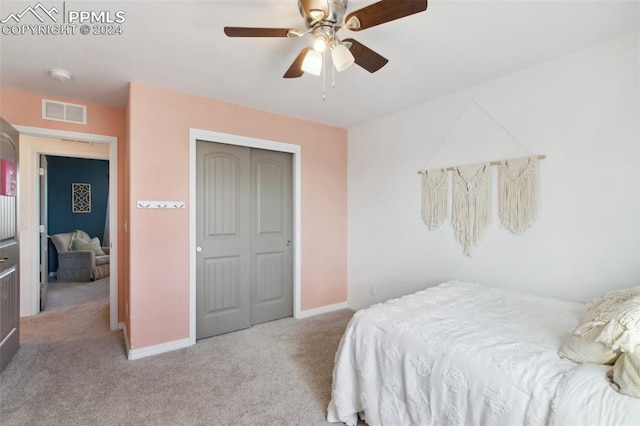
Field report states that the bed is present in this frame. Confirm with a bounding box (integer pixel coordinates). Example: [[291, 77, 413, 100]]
[[327, 281, 640, 425]]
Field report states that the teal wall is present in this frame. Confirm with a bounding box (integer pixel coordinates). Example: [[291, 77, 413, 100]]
[[47, 156, 109, 274]]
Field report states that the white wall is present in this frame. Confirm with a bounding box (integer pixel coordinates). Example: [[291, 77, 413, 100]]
[[347, 31, 640, 309]]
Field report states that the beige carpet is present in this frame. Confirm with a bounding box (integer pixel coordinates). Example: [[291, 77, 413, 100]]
[[0, 288, 354, 425], [44, 277, 110, 312]]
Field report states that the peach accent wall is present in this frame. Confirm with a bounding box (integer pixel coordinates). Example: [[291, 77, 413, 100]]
[[0, 87, 128, 323], [127, 82, 347, 349]]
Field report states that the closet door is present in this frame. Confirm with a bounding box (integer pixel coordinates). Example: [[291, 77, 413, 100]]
[[196, 142, 252, 338], [196, 141, 293, 339], [250, 149, 293, 325]]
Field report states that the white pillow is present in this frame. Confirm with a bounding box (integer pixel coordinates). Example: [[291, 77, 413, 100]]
[[573, 286, 640, 353], [609, 349, 640, 398], [559, 326, 619, 365], [72, 237, 106, 256]]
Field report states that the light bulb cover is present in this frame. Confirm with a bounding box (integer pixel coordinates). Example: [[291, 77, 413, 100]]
[[313, 38, 326, 52], [301, 49, 323, 76], [331, 43, 355, 72], [313, 33, 328, 52]]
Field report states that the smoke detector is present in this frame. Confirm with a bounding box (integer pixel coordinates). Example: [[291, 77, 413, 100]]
[[49, 69, 72, 82]]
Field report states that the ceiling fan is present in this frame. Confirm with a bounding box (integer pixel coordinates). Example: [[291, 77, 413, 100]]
[[224, 0, 428, 78]]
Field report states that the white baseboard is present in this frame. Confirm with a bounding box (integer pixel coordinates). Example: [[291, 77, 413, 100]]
[[127, 337, 193, 360], [122, 324, 131, 355], [121, 303, 347, 360], [296, 301, 349, 319]]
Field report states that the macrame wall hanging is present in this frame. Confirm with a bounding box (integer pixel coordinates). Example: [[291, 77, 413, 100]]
[[421, 169, 448, 230], [453, 163, 492, 255], [418, 98, 545, 256], [499, 156, 538, 234]]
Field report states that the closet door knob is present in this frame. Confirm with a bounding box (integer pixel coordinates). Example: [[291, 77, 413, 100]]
[[196, 246, 202, 253]]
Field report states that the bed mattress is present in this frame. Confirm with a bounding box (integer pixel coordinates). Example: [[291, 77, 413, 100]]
[[327, 281, 640, 425]]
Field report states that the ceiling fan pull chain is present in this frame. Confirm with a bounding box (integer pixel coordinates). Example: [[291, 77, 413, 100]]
[[331, 54, 336, 88], [322, 49, 327, 101]]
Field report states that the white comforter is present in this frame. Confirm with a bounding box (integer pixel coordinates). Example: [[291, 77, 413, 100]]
[[327, 281, 640, 425]]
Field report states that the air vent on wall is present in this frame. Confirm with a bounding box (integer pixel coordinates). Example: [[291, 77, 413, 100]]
[[42, 99, 87, 124]]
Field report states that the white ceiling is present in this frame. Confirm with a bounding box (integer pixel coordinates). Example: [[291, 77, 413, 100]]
[[1, 0, 638, 128]]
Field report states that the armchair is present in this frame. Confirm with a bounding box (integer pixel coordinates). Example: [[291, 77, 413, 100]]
[[50, 231, 110, 282]]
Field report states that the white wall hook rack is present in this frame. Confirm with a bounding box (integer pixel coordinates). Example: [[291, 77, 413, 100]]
[[137, 200, 185, 209]]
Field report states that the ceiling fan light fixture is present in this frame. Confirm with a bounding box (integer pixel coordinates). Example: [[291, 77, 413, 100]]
[[331, 43, 355, 72], [312, 26, 333, 52], [313, 35, 327, 52], [301, 49, 323, 76]]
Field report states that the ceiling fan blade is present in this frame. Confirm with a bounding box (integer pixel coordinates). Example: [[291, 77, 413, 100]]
[[224, 27, 297, 38], [345, 0, 428, 31], [343, 38, 388, 73], [283, 47, 312, 78]]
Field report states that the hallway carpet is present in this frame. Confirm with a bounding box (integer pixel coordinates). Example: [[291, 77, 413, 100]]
[[44, 277, 109, 312]]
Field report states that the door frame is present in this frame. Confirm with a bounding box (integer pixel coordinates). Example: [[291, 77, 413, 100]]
[[14, 125, 119, 331], [189, 129, 301, 344], [39, 154, 48, 309]]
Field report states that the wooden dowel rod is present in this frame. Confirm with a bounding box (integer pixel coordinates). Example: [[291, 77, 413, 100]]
[[417, 155, 546, 174]]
